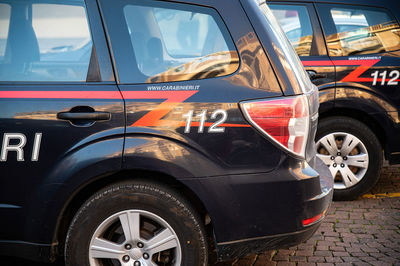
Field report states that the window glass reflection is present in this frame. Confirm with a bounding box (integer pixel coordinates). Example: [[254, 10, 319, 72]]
[[0, 0, 93, 82], [0, 4, 10, 58], [325, 6, 400, 56], [123, 1, 239, 83], [270, 5, 314, 57]]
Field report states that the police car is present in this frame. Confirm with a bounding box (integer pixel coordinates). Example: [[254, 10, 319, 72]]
[[0, 0, 332, 265], [269, 0, 400, 200]]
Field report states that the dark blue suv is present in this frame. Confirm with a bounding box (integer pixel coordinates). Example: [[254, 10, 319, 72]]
[[0, 0, 332, 265], [269, 0, 400, 200]]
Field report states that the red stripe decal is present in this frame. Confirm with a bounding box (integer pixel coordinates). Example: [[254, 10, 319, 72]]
[[302, 59, 381, 83], [0, 91, 122, 99], [0, 90, 251, 128], [302, 60, 334, 66], [126, 91, 199, 127]]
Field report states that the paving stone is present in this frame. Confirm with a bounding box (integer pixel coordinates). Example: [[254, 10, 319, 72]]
[[333, 251, 350, 257], [329, 246, 345, 251], [296, 250, 313, 256], [341, 256, 362, 262], [308, 256, 326, 263], [314, 251, 332, 257], [324, 256, 344, 263]]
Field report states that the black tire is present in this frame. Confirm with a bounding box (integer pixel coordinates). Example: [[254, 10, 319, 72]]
[[316, 116, 382, 201], [65, 181, 208, 266]]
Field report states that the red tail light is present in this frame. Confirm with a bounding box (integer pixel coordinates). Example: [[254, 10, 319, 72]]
[[240, 95, 310, 158], [303, 213, 323, 226]]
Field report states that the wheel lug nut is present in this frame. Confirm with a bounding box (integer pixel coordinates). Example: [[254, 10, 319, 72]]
[[137, 242, 144, 248], [125, 244, 132, 250], [143, 253, 149, 259], [333, 163, 337, 167], [330, 156, 335, 160], [343, 157, 347, 160], [122, 255, 130, 262], [134, 261, 141, 266], [337, 152, 341, 156], [341, 163, 345, 168]]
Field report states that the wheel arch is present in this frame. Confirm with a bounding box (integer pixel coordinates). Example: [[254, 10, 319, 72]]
[[319, 107, 386, 153], [54, 169, 211, 258]]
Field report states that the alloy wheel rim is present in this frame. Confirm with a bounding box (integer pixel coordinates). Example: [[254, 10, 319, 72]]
[[316, 132, 369, 190], [89, 209, 182, 266]]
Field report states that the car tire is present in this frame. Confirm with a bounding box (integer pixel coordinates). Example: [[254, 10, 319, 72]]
[[316, 116, 382, 201], [65, 180, 208, 266]]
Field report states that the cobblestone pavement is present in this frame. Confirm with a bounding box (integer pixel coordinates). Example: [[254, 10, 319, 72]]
[[2, 167, 400, 266], [216, 167, 400, 266]]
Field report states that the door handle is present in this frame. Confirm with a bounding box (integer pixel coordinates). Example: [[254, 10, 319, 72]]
[[57, 111, 110, 121], [307, 70, 327, 80]]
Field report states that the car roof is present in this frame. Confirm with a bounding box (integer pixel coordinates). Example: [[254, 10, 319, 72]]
[[266, 0, 394, 7]]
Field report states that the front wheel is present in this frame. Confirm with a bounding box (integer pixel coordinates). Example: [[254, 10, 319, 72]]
[[65, 181, 208, 266], [316, 116, 382, 201]]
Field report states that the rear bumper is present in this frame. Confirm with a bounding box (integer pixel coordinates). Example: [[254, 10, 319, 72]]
[[216, 220, 321, 260], [181, 157, 333, 260]]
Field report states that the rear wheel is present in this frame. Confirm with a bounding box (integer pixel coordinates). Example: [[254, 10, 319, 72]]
[[316, 116, 382, 201], [65, 181, 208, 266]]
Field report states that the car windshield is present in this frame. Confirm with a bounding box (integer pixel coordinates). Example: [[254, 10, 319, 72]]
[[253, 0, 312, 94]]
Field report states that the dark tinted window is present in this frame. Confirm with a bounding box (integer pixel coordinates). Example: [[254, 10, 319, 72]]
[[0, 0, 93, 82], [269, 4, 314, 56], [122, 0, 239, 83], [319, 4, 400, 57]]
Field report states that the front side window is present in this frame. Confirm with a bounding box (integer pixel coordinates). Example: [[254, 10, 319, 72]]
[[269, 4, 314, 57], [123, 0, 239, 83], [0, 0, 93, 82], [319, 4, 400, 57]]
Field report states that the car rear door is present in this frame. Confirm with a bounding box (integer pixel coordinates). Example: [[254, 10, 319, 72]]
[[0, 0, 124, 241], [97, 0, 286, 176], [316, 3, 400, 110], [268, 1, 336, 112]]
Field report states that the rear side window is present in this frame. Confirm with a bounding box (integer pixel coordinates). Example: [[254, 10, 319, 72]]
[[318, 4, 400, 57], [0, 0, 93, 82], [269, 4, 314, 57], [122, 0, 239, 83]]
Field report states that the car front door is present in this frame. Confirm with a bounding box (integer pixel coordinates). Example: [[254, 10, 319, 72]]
[[0, 0, 124, 242]]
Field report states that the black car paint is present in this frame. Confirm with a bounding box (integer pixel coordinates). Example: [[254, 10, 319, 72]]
[[268, 0, 400, 164], [0, 0, 332, 262]]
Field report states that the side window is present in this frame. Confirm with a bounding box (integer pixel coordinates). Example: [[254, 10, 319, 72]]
[[0, 0, 93, 82], [319, 4, 400, 57], [269, 4, 314, 57], [123, 1, 239, 83]]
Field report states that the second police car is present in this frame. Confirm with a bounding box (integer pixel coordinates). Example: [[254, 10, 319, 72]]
[[269, 0, 400, 200]]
